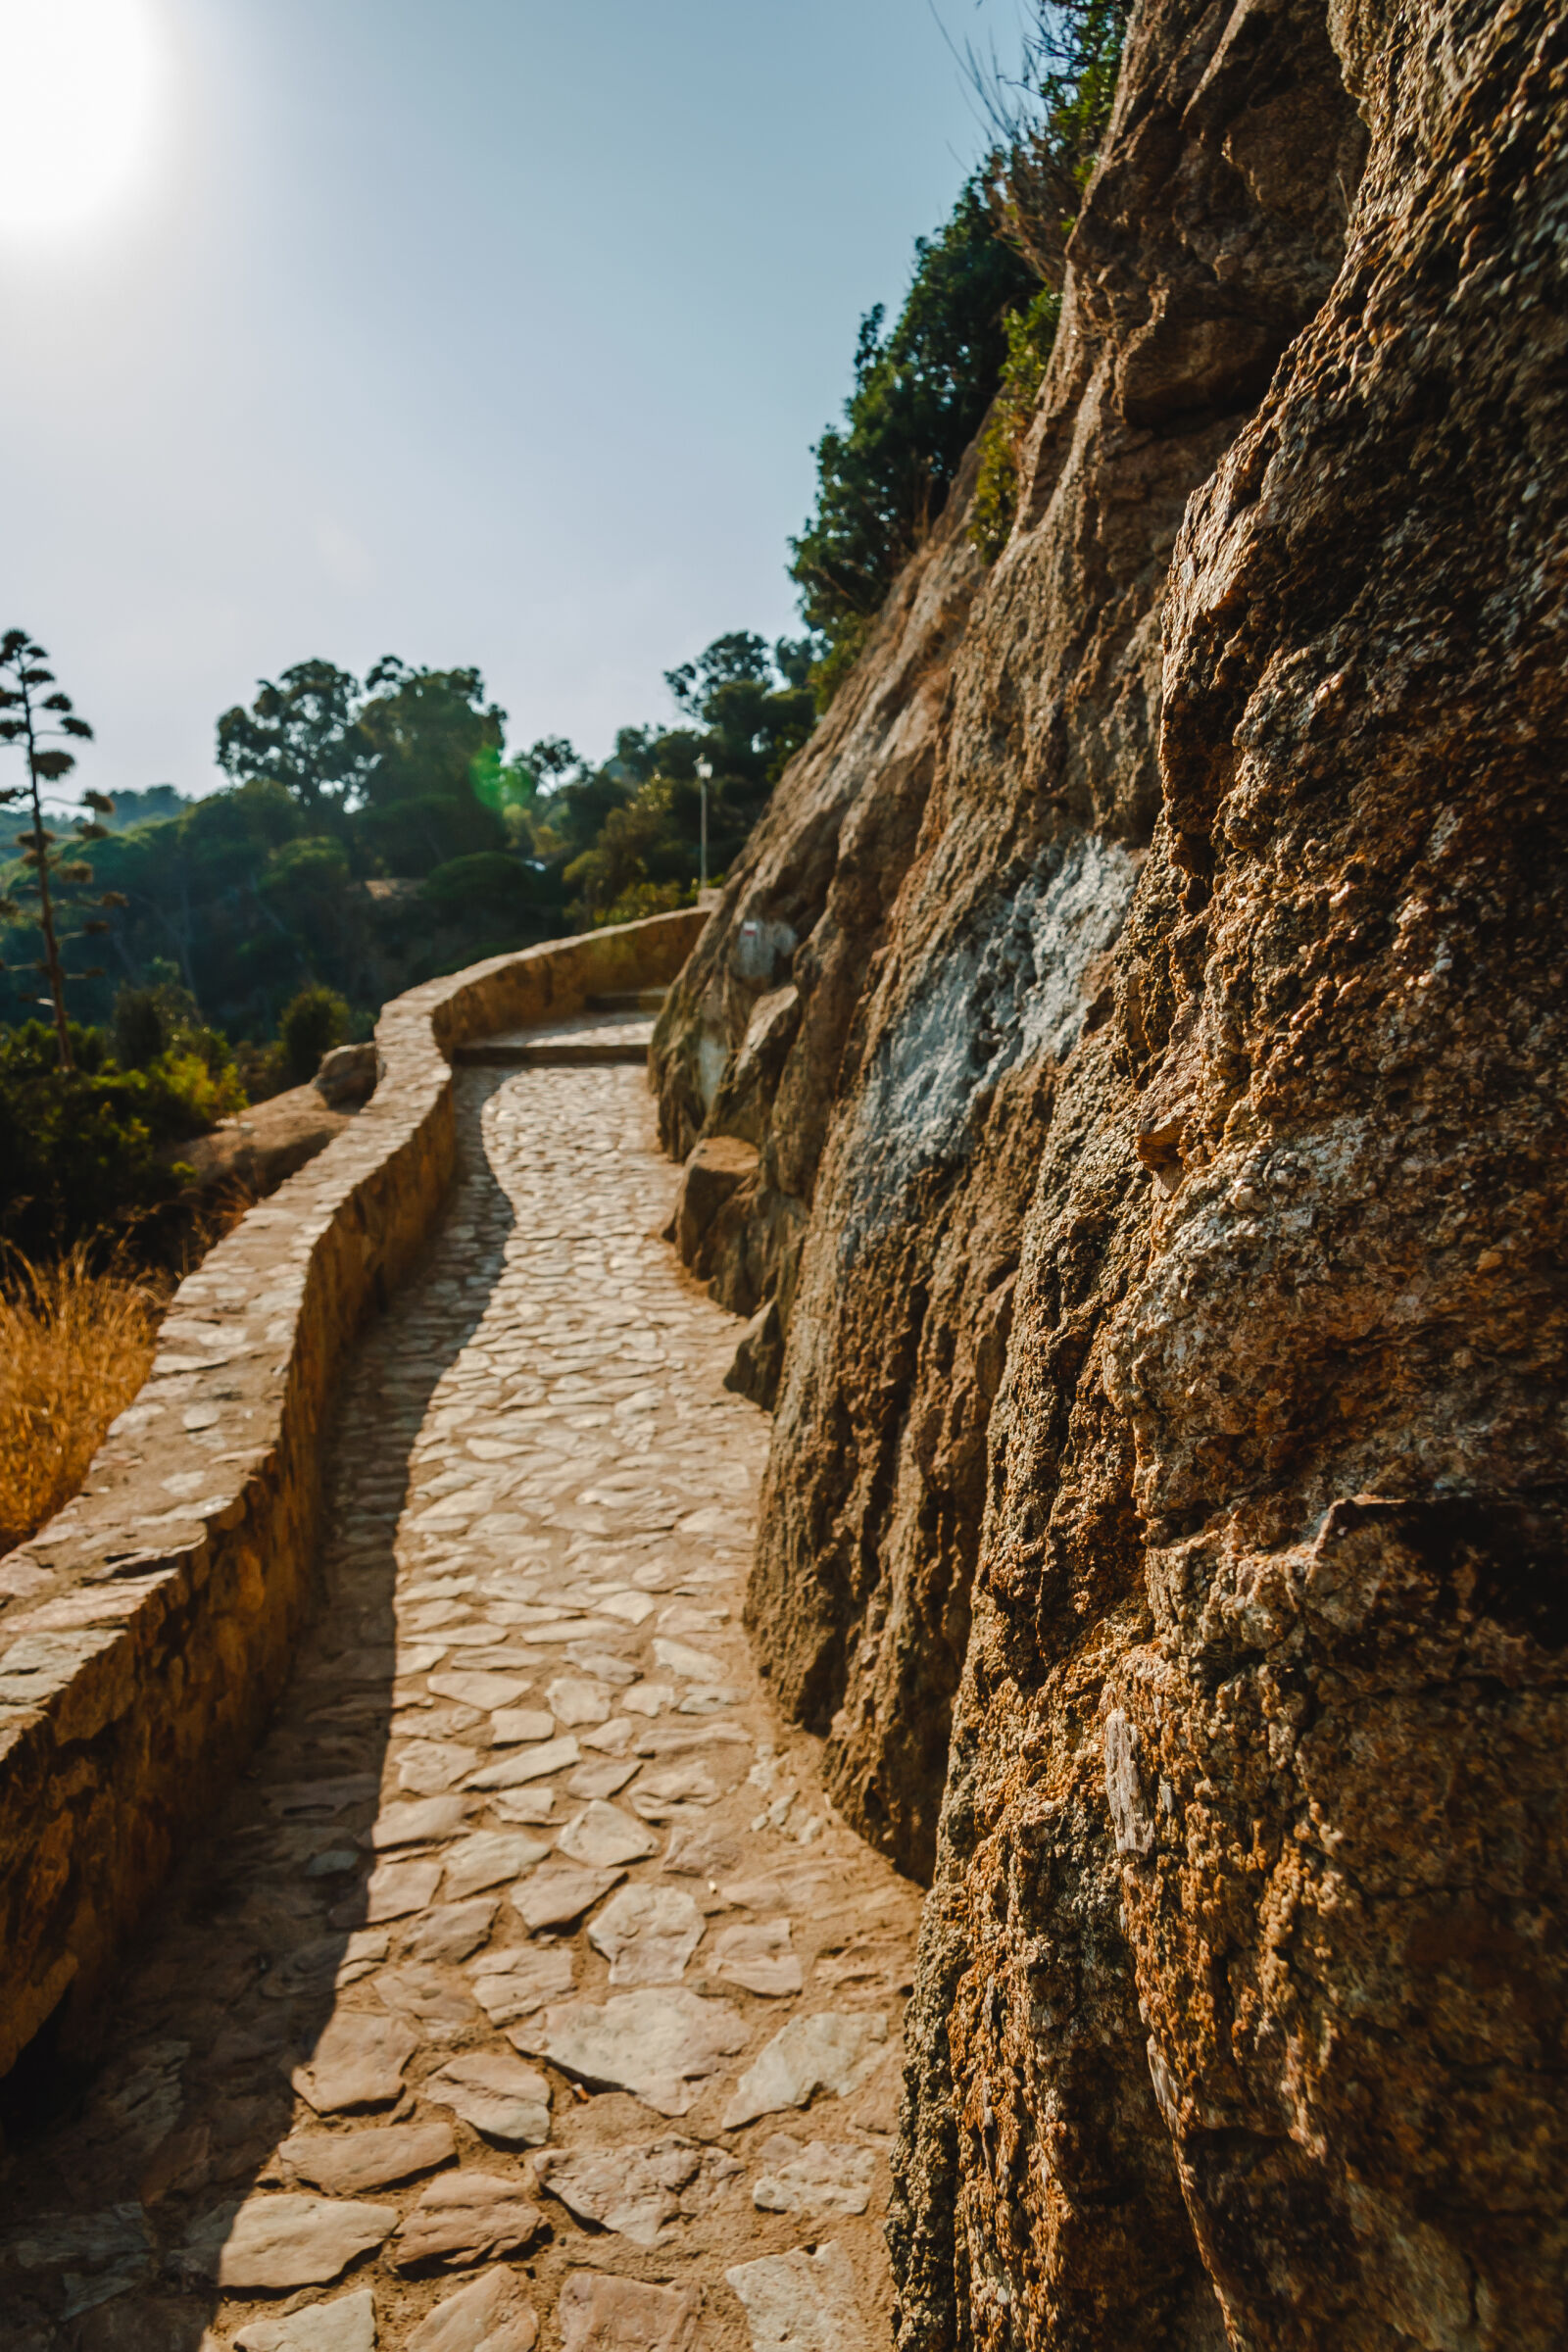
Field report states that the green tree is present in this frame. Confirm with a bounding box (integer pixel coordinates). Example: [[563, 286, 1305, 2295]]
[[357, 660, 506, 807], [788, 180, 1037, 702], [216, 660, 370, 815], [557, 636, 814, 925], [0, 630, 122, 1072]]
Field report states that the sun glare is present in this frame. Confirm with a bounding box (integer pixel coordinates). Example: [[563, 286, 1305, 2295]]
[[0, 0, 162, 238]]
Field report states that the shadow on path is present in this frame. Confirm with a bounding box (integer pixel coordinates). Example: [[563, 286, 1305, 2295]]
[[0, 1075, 514, 2351]]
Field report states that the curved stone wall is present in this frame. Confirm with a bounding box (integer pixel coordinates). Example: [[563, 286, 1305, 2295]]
[[0, 909, 704, 2082]]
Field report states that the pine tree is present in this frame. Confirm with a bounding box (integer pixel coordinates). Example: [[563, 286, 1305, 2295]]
[[0, 630, 122, 1072]]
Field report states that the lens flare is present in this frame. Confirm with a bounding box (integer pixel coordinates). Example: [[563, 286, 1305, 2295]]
[[0, 0, 162, 237]]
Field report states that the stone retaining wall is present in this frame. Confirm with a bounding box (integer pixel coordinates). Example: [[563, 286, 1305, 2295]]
[[0, 909, 705, 2082]]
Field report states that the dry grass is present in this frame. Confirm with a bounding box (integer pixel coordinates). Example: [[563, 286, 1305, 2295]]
[[0, 1247, 169, 1556]]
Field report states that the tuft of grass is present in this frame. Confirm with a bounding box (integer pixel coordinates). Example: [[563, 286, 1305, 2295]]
[[0, 1246, 168, 1556]]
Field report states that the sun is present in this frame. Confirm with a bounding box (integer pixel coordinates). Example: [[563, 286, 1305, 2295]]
[[0, 0, 163, 238]]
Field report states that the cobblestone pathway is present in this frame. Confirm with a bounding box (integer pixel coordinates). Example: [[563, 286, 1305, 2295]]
[[3, 1067, 921, 2352]]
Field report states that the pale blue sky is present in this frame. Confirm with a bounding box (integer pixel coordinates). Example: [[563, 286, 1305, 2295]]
[[3, 0, 1023, 798]]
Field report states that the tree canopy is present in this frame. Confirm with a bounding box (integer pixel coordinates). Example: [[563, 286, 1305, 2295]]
[[788, 179, 1037, 701]]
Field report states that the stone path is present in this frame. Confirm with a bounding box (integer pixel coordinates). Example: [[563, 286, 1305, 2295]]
[[1, 1063, 920, 2352]]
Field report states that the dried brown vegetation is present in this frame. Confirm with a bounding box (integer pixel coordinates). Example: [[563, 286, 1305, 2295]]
[[0, 1247, 166, 1555]]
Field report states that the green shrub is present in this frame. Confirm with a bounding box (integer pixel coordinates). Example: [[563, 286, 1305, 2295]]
[[277, 985, 349, 1085], [421, 852, 539, 912], [0, 1019, 233, 1256], [971, 286, 1062, 561], [788, 178, 1037, 699]]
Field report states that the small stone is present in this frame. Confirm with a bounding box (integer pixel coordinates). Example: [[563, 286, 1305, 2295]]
[[629, 1767, 718, 1821], [389, 2171, 544, 2271], [535, 2136, 740, 2248], [725, 2242, 864, 2352], [468, 1737, 580, 1789], [424, 2052, 552, 2147], [566, 1758, 639, 1799], [545, 1677, 612, 1726], [620, 1682, 674, 1717], [584, 1591, 651, 1627], [511, 1864, 623, 1932], [407, 2267, 539, 2352], [305, 1848, 362, 1880], [398, 1741, 477, 1795], [290, 2012, 418, 2113], [652, 1638, 725, 1682], [361, 1795, 468, 1850], [335, 1857, 443, 1927], [443, 1833, 550, 1902], [489, 1708, 557, 1746], [375, 1963, 480, 2034], [469, 1944, 576, 2022], [587, 1886, 706, 1984], [403, 1896, 499, 1964], [233, 2286, 377, 2352], [557, 2272, 700, 2352], [580, 1717, 636, 1755], [515, 1987, 747, 2117], [722, 2013, 888, 2131], [429, 1670, 529, 1710], [710, 1921, 802, 1998], [677, 1686, 740, 1716], [178, 2193, 395, 2290], [489, 1789, 556, 1826], [564, 1647, 639, 1685], [557, 1800, 658, 1868], [750, 2134, 876, 2217], [661, 1825, 742, 1881], [278, 2119, 456, 2194]]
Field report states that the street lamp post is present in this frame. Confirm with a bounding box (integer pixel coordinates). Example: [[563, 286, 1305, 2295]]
[[696, 758, 710, 895]]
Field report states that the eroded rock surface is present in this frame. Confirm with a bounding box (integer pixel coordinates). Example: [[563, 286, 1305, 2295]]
[[655, 0, 1567, 2340]]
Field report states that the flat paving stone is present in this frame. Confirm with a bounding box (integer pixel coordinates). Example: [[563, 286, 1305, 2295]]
[[403, 1895, 500, 1963], [557, 2271, 701, 2352], [750, 2134, 876, 2217], [389, 2171, 544, 2271], [278, 2118, 457, 2193], [407, 2268, 539, 2352], [725, 2242, 865, 2352], [556, 1799, 659, 1868], [424, 2052, 552, 2146], [338, 1856, 444, 1927], [710, 1920, 802, 1998], [587, 1885, 706, 1984], [516, 1987, 748, 2117], [469, 1945, 576, 2024], [443, 1832, 550, 1902], [511, 1862, 622, 1930], [722, 2012, 889, 2130], [178, 2192, 395, 2290], [534, 2136, 740, 2248], [290, 2012, 419, 2113], [234, 2285, 378, 2352]]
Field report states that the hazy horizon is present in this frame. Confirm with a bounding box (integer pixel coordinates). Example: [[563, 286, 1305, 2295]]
[[3, 0, 1023, 806]]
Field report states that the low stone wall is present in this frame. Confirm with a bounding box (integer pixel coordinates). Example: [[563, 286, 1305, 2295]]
[[0, 909, 705, 2081]]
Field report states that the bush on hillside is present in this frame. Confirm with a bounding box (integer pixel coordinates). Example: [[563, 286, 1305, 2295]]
[[278, 984, 350, 1086], [788, 178, 1037, 703], [0, 1020, 232, 1256]]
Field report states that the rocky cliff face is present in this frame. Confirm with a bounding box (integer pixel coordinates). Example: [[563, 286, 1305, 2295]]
[[657, 0, 1567, 2338]]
